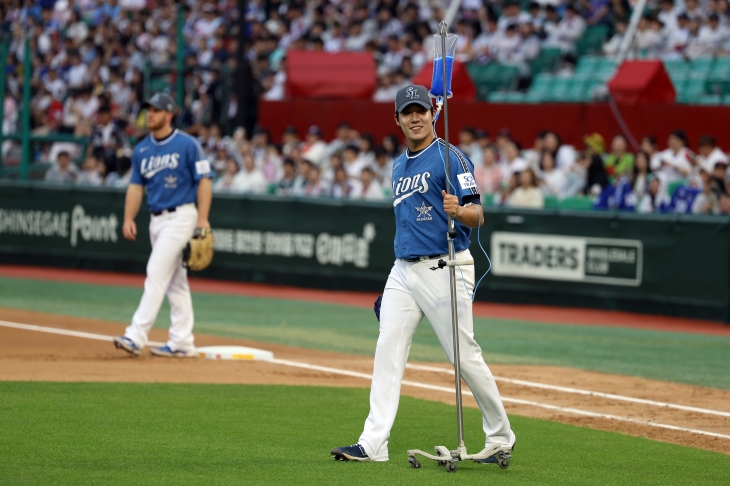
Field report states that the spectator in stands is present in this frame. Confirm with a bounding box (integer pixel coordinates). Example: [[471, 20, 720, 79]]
[[89, 105, 128, 175], [276, 158, 299, 196], [641, 135, 663, 171], [545, 4, 586, 57], [44, 151, 77, 184], [581, 0, 611, 27], [508, 168, 545, 208], [458, 127, 483, 167], [638, 175, 670, 212], [330, 165, 357, 198], [603, 20, 627, 56], [718, 191, 730, 215], [353, 167, 385, 200], [104, 156, 132, 187], [632, 151, 652, 199], [475, 145, 503, 195], [343, 144, 368, 178], [502, 140, 530, 185], [539, 151, 568, 198], [213, 158, 240, 193], [76, 155, 104, 186], [543, 131, 577, 170], [657, 130, 694, 184], [293, 161, 326, 197], [692, 168, 723, 214], [658, 0, 680, 33], [232, 153, 268, 194], [261, 145, 284, 183], [499, 1, 531, 32], [301, 125, 327, 166], [604, 134, 635, 182], [686, 13, 727, 58], [372, 147, 393, 186], [326, 122, 353, 159], [579, 133, 610, 195], [696, 135, 729, 175], [381, 134, 401, 160], [523, 131, 546, 168]]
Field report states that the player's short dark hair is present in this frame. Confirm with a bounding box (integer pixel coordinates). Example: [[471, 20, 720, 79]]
[[57, 151, 70, 158], [283, 157, 296, 168], [699, 135, 716, 147], [374, 146, 387, 158], [643, 134, 657, 146], [345, 144, 360, 153]]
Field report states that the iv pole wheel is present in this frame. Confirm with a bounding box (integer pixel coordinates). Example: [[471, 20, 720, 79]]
[[408, 456, 421, 469], [446, 461, 458, 473]]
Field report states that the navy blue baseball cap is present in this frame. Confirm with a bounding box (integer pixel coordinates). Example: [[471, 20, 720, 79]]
[[143, 92, 176, 113], [395, 85, 432, 113]]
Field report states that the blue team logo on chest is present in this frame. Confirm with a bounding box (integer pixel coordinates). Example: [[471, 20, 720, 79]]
[[140, 152, 181, 179], [392, 171, 431, 207]]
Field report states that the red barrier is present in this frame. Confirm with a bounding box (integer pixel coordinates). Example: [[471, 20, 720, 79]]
[[411, 60, 477, 101], [285, 51, 377, 99], [260, 100, 730, 151], [608, 61, 675, 105]]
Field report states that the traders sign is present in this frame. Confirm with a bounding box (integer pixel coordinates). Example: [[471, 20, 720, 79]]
[[491, 232, 642, 286]]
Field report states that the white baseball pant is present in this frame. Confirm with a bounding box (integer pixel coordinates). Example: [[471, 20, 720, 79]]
[[359, 249, 515, 461], [124, 203, 198, 352]]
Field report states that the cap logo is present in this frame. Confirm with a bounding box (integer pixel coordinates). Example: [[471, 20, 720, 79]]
[[405, 87, 419, 99]]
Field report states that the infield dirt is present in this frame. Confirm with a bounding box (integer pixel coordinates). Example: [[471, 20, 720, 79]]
[[1, 307, 729, 456]]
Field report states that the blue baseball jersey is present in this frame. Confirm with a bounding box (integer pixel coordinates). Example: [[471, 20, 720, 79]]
[[392, 137, 480, 260], [130, 129, 211, 213]]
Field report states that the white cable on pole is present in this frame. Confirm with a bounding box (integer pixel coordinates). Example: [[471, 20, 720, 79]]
[[616, 0, 649, 64]]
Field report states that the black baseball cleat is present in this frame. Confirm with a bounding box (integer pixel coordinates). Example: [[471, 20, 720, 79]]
[[331, 444, 371, 462]]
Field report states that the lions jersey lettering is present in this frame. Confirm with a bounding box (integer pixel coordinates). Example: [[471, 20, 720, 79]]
[[391, 138, 480, 260], [140, 153, 181, 178], [131, 129, 211, 213]]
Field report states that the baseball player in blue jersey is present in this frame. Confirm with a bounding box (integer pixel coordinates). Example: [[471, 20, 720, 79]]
[[332, 85, 515, 463], [113, 93, 212, 357]]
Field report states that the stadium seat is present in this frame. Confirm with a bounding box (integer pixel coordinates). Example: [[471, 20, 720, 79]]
[[690, 57, 715, 78], [575, 56, 601, 74], [528, 48, 562, 75], [544, 196, 560, 209], [549, 77, 572, 102], [576, 26, 609, 57], [697, 94, 722, 105], [559, 196, 594, 210], [667, 180, 687, 196]]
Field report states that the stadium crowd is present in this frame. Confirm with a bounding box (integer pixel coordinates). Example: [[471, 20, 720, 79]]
[[3, 0, 730, 214], [603, 0, 730, 59]]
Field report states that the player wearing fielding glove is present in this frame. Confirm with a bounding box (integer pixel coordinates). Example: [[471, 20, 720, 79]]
[[113, 92, 212, 358], [332, 85, 515, 462]]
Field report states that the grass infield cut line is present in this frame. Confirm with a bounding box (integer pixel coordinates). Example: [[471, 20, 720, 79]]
[[406, 363, 730, 418], [3, 320, 729, 441], [272, 358, 730, 441], [3, 264, 730, 336]]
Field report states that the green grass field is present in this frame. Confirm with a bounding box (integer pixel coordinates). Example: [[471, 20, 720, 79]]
[[1, 277, 729, 389], [2, 382, 728, 486]]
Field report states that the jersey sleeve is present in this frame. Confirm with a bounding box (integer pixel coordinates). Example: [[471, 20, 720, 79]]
[[130, 145, 145, 185], [189, 138, 212, 181], [447, 144, 481, 205]]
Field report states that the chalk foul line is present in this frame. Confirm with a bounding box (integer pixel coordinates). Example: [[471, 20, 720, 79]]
[[2, 320, 729, 441], [406, 363, 730, 419]]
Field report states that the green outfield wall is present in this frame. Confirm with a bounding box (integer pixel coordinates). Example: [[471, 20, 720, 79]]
[[1, 181, 728, 322]]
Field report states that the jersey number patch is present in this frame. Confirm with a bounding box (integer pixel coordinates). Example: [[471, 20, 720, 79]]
[[457, 173, 477, 190], [195, 160, 211, 175]]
